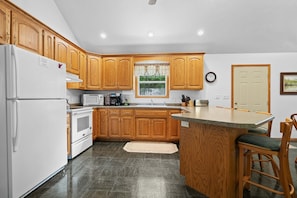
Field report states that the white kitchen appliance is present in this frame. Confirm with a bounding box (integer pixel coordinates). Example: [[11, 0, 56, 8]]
[[81, 94, 104, 106], [68, 107, 93, 159], [0, 45, 67, 198]]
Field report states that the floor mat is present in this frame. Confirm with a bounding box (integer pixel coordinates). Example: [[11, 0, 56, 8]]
[[123, 141, 178, 154]]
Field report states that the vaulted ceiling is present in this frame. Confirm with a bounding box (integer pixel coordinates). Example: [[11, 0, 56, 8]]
[[54, 0, 297, 54]]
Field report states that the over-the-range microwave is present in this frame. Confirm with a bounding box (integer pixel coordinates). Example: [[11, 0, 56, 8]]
[[81, 94, 104, 106]]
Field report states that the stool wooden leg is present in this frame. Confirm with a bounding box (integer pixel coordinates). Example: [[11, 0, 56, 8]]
[[238, 146, 244, 198]]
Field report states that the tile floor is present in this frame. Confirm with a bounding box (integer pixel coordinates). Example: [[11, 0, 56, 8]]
[[26, 141, 297, 198]]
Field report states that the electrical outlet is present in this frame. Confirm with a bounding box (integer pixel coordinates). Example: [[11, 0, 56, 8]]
[[181, 121, 189, 128]]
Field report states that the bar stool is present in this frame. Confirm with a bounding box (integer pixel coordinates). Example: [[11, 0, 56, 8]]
[[248, 111, 273, 169], [237, 118, 295, 197]]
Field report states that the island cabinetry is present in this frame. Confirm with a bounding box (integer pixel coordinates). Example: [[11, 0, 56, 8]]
[[135, 109, 167, 140], [170, 54, 203, 90], [0, 2, 11, 44], [87, 54, 102, 90], [11, 11, 43, 55], [102, 57, 133, 90], [167, 109, 181, 141]]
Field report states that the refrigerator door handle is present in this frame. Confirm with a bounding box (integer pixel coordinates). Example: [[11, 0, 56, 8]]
[[11, 46, 19, 98], [11, 100, 20, 152]]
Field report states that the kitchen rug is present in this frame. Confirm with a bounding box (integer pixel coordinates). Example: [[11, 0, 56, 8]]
[[123, 141, 178, 154]]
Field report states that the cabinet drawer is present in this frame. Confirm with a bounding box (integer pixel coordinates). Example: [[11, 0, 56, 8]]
[[121, 109, 134, 116], [108, 109, 120, 116], [135, 110, 167, 117]]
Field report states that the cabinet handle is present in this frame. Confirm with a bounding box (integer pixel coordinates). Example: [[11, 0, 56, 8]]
[[13, 36, 16, 44]]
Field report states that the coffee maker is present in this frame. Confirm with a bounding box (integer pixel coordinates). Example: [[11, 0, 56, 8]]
[[110, 93, 122, 106]]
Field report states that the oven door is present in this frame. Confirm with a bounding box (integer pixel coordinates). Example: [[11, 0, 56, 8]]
[[71, 109, 93, 143]]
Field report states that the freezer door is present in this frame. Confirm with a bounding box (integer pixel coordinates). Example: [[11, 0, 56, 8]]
[[7, 99, 67, 198], [4, 45, 66, 99]]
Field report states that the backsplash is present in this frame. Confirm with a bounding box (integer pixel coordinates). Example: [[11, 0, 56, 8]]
[[67, 89, 205, 105]]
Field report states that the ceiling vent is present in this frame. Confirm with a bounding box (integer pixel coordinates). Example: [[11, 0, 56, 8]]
[[148, 0, 157, 5]]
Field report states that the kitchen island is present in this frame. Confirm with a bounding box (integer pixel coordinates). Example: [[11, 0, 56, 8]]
[[171, 106, 274, 198]]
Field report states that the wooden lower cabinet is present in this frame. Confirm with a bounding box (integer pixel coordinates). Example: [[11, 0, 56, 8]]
[[94, 108, 180, 142], [94, 109, 108, 139], [168, 110, 181, 141], [135, 109, 168, 141], [108, 109, 135, 139]]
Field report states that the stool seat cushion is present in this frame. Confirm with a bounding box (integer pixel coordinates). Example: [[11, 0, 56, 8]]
[[237, 134, 280, 151], [248, 127, 267, 135]]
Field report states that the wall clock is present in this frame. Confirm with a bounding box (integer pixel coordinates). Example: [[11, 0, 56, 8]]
[[205, 72, 216, 83]]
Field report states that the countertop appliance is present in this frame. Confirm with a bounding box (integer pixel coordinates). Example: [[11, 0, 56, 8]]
[[109, 93, 122, 106], [68, 107, 93, 159], [81, 94, 104, 106], [0, 45, 67, 198]]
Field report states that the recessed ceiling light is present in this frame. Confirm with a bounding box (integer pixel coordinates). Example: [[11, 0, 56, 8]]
[[148, 31, 154, 38], [100, 33, 107, 39], [197, 30, 204, 36]]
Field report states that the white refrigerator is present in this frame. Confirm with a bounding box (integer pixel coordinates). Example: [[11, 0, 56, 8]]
[[0, 45, 68, 198]]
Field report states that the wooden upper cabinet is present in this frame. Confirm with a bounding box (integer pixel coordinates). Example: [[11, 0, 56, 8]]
[[54, 36, 68, 64], [67, 50, 87, 90], [170, 54, 203, 90], [0, 2, 11, 44], [67, 45, 80, 74], [43, 29, 55, 59], [187, 55, 203, 89], [170, 56, 187, 89], [102, 56, 133, 90], [87, 54, 102, 90], [11, 11, 43, 55], [102, 57, 117, 89]]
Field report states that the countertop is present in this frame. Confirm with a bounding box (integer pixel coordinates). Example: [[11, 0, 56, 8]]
[[171, 106, 274, 129]]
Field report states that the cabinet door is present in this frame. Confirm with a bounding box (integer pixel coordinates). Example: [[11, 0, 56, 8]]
[[102, 57, 117, 90], [54, 37, 68, 64], [187, 55, 203, 89], [121, 109, 135, 139], [0, 2, 10, 44], [135, 118, 151, 139], [168, 110, 181, 141], [43, 29, 55, 59], [11, 12, 43, 55], [170, 56, 186, 89], [109, 116, 121, 138], [121, 116, 135, 139], [151, 118, 167, 140], [67, 45, 80, 74], [78, 52, 87, 89], [87, 55, 101, 90], [117, 57, 133, 90], [98, 109, 108, 138], [67, 51, 87, 90]]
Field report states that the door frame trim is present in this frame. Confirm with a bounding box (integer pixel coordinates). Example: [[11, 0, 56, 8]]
[[231, 64, 271, 112]]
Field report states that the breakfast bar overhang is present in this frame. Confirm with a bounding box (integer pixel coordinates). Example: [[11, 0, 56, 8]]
[[172, 107, 274, 198]]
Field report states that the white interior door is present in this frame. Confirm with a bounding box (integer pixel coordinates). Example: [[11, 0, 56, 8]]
[[232, 65, 270, 112]]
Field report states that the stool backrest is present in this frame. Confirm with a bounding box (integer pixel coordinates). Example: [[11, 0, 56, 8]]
[[280, 118, 293, 155], [290, 113, 297, 130]]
